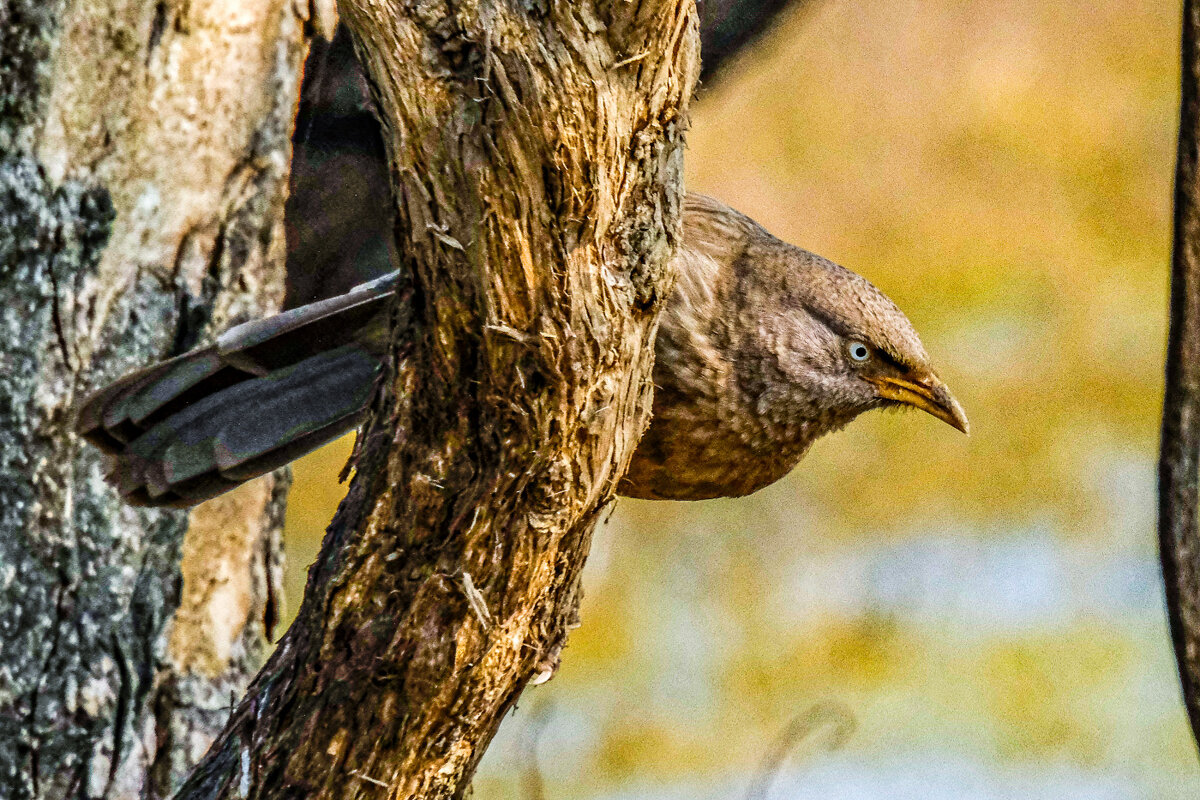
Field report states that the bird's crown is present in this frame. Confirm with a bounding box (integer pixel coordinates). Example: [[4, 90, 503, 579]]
[[681, 192, 931, 369], [787, 250, 930, 370]]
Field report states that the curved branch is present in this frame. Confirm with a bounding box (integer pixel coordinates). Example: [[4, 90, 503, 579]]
[[1161, 0, 1200, 751], [176, 3, 700, 797]]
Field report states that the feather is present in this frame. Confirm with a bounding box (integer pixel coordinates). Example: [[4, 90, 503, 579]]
[[76, 272, 400, 507]]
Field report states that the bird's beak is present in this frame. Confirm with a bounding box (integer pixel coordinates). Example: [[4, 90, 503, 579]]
[[870, 372, 969, 434]]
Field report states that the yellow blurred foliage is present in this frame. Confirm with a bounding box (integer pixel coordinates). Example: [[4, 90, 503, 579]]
[[283, 0, 1197, 795]]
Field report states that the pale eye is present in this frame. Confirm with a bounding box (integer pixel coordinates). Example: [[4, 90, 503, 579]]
[[847, 341, 871, 362]]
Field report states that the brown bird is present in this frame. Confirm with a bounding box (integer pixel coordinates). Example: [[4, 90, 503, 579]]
[[619, 194, 967, 499], [76, 194, 967, 507]]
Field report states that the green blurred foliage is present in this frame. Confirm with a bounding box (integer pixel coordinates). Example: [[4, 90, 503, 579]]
[[282, 0, 1199, 795]]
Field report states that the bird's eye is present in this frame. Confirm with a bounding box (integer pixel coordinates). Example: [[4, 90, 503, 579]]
[[847, 341, 871, 363]]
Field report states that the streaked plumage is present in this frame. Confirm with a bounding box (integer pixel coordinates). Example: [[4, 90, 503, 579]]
[[77, 195, 965, 506]]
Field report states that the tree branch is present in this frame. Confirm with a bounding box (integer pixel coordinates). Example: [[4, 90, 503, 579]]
[[176, 3, 700, 797], [1161, 0, 1200, 752]]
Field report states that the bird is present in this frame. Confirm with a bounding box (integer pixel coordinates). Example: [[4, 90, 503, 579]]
[[75, 194, 967, 507]]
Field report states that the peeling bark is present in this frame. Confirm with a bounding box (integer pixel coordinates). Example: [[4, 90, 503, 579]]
[[0, 2, 304, 797], [176, 2, 700, 798]]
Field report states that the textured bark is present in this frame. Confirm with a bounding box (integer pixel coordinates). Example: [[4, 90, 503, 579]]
[[0, 2, 304, 797], [176, 3, 699, 798], [1161, 0, 1200, 753]]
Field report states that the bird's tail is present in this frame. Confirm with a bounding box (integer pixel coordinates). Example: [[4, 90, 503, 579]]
[[76, 272, 401, 507]]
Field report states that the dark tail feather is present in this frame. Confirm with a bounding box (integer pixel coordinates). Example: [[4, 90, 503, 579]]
[[110, 345, 378, 507], [76, 271, 400, 507]]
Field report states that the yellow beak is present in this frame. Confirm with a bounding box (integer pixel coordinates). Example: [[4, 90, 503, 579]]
[[870, 373, 969, 434]]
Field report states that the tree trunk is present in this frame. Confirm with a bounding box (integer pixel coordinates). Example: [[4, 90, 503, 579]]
[[176, 3, 699, 798], [1161, 0, 1200, 753], [0, 2, 306, 797]]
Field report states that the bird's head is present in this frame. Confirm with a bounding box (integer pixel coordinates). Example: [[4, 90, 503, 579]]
[[679, 194, 967, 443], [734, 234, 969, 437]]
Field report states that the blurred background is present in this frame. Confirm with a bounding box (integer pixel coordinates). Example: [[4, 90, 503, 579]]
[[285, 1, 1198, 796]]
